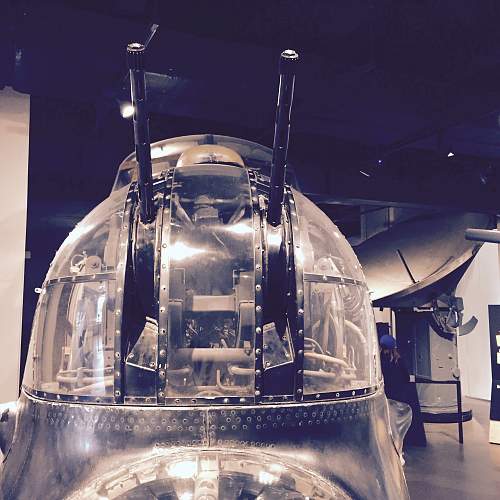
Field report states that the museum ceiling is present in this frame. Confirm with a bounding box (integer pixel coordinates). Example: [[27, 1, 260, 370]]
[[2, 0, 500, 214]]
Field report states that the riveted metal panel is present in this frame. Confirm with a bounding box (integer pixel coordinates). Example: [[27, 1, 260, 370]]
[[113, 186, 136, 403], [286, 189, 305, 401], [158, 170, 174, 404], [249, 171, 264, 404]]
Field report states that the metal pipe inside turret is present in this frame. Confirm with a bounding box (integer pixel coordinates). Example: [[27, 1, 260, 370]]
[[127, 42, 155, 223], [267, 49, 299, 227]]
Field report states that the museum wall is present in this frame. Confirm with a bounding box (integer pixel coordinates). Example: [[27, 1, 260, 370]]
[[456, 243, 500, 400], [0, 87, 29, 403]]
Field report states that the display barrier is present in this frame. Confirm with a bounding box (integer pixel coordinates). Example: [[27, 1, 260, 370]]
[[415, 376, 464, 443]]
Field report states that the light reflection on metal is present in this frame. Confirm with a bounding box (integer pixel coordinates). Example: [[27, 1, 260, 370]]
[[226, 222, 254, 235], [168, 460, 197, 479], [258, 470, 279, 485], [165, 241, 206, 261]]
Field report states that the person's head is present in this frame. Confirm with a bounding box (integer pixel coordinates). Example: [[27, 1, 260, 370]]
[[376, 322, 390, 340], [379, 334, 400, 362], [379, 334, 396, 350]]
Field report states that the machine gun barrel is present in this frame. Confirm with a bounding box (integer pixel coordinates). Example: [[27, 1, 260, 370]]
[[127, 42, 155, 223], [267, 49, 299, 227]]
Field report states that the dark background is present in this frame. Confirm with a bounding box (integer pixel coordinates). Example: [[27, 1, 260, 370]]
[[2, 0, 500, 382]]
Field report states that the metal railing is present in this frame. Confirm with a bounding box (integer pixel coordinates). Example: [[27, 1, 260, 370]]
[[415, 376, 464, 444]]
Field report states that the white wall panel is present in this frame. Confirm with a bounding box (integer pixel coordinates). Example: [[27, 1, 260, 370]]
[[456, 243, 500, 400], [0, 87, 30, 403]]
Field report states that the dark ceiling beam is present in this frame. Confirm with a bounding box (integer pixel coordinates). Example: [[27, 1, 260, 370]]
[[382, 63, 500, 154], [295, 140, 500, 214], [31, 0, 159, 23], [306, 194, 459, 212], [309, 194, 498, 220], [384, 108, 500, 156]]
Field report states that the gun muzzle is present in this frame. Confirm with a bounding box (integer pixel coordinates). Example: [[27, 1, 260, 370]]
[[267, 49, 299, 227], [127, 42, 155, 224]]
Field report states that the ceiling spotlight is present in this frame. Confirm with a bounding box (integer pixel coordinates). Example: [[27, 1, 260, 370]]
[[447, 151, 454, 158], [120, 102, 134, 119], [359, 170, 371, 178], [377, 159, 383, 165]]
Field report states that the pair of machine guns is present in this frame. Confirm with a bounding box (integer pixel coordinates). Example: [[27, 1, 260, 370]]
[[126, 42, 298, 229]]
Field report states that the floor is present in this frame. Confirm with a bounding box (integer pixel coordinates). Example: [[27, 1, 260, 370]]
[[404, 398, 500, 500]]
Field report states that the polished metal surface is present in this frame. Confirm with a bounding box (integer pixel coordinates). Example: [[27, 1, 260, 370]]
[[2, 135, 408, 499], [1, 389, 407, 499], [4, 39, 408, 498], [355, 211, 493, 307]]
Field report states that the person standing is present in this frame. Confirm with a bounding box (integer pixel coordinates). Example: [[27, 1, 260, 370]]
[[380, 334, 427, 446]]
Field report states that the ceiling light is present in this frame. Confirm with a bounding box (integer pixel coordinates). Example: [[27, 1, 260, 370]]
[[447, 151, 454, 158], [120, 102, 134, 119]]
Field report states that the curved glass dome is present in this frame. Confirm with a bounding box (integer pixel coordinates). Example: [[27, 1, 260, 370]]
[[23, 187, 129, 400], [112, 134, 299, 191], [293, 192, 380, 395], [23, 139, 379, 404]]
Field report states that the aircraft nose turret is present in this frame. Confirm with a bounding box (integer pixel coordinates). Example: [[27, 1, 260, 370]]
[[20, 42, 378, 408], [0, 42, 408, 500]]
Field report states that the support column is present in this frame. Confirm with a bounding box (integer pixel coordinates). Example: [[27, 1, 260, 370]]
[[0, 87, 30, 403]]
